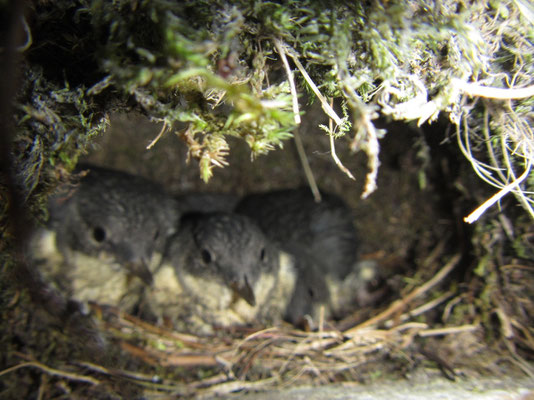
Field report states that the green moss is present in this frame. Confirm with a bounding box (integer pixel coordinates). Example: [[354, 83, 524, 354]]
[[5, 0, 532, 228]]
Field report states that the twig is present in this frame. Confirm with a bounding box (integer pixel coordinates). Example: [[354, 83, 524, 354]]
[[293, 125, 321, 202], [417, 324, 479, 337], [160, 353, 222, 368], [277, 334, 316, 375], [346, 254, 461, 333], [237, 326, 281, 349], [442, 295, 464, 322], [284, 256, 460, 354], [146, 119, 169, 149], [273, 39, 300, 126], [76, 361, 162, 383], [384, 291, 454, 328], [37, 374, 46, 400], [302, 356, 328, 384], [510, 319, 534, 350], [190, 373, 232, 389], [464, 157, 532, 223], [494, 306, 514, 339], [274, 38, 321, 202], [482, 108, 510, 187], [325, 325, 420, 355], [328, 98, 355, 180], [0, 361, 100, 385], [329, 133, 355, 181], [455, 79, 534, 100], [286, 50, 343, 126], [456, 113, 505, 190], [110, 306, 203, 347], [504, 339, 534, 378], [278, 40, 357, 185], [500, 110, 534, 218], [456, 97, 534, 220], [120, 341, 220, 367], [278, 366, 308, 388], [480, 107, 534, 217], [196, 377, 278, 397], [119, 342, 159, 366], [336, 63, 381, 198], [392, 322, 429, 333]]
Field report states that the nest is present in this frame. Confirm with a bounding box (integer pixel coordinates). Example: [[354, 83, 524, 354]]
[[1, 1, 533, 397], [4, 248, 532, 398]]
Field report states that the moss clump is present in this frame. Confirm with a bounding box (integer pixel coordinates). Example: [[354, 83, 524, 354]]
[[7, 0, 530, 219]]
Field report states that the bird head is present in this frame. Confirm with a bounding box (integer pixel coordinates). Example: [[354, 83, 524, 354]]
[[186, 212, 275, 307], [52, 165, 181, 286]]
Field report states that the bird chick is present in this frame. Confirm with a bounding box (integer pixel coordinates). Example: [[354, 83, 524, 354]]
[[282, 244, 332, 328], [32, 164, 181, 310], [49, 164, 181, 281], [30, 228, 146, 310], [236, 188, 358, 279], [235, 188, 359, 324], [145, 212, 296, 334]]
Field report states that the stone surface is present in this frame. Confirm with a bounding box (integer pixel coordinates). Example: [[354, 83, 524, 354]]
[[229, 376, 534, 400], [175, 192, 240, 213]]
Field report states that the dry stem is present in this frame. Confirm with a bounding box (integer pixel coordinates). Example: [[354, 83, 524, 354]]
[[454, 79, 534, 100], [146, 118, 169, 150], [464, 158, 532, 223], [0, 361, 100, 385], [329, 98, 355, 180], [275, 38, 357, 196], [274, 38, 321, 201], [347, 254, 461, 333]]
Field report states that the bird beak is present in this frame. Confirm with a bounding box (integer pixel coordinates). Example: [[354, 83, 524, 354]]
[[230, 275, 256, 306], [125, 260, 154, 285]]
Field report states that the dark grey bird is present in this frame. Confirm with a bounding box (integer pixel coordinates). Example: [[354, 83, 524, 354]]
[[32, 164, 182, 309], [48, 164, 181, 285], [282, 245, 332, 327], [145, 212, 296, 334], [235, 188, 359, 325], [236, 188, 358, 279]]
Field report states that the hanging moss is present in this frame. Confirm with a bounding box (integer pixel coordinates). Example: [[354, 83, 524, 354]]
[[7, 0, 530, 219]]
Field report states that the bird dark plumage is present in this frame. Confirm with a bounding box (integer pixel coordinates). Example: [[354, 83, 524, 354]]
[[145, 212, 296, 334], [282, 244, 331, 326], [48, 164, 181, 284], [176, 212, 272, 307], [235, 188, 359, 324], [236, 188, 357, 279]]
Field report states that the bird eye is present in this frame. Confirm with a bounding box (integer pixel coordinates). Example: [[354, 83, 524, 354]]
[[92, 226, 106, 243], [153, 229, 160, 241], [201, 249, 212, 264], [308, 287, 315, 299], [259, 247, 266, 262]]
